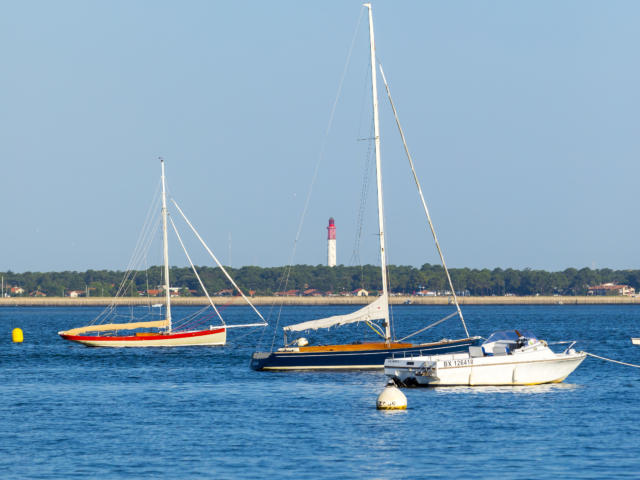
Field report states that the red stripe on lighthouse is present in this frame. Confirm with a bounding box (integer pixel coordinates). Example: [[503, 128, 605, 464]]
[[327, 217, 336, 240]]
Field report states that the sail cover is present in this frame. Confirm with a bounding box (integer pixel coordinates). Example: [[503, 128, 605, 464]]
[[284, 294, 388, 332], [61, 319, 170, 336]]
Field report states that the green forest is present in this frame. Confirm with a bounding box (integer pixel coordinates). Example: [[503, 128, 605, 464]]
[[2, 264, 639, 297]]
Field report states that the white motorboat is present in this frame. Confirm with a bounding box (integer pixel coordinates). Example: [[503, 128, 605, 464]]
[[384, 330, 586, 387], [632, 338, 640, 345]]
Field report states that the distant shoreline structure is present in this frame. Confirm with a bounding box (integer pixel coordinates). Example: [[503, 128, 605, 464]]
[[2, 266, 639, 299], [1, 295, 639, 307]]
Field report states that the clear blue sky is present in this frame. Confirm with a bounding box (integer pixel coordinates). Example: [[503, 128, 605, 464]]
[[2, 1, 639, 273]]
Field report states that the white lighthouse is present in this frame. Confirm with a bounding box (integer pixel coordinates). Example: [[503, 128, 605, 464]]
[[327, 217, 336, 267]]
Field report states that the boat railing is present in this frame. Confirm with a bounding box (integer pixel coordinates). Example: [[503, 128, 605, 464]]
[[392, 348, 439, 359]]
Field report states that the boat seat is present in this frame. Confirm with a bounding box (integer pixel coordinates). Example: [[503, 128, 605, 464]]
[[493, 345, 510, 356], [469, 346, 484, 358]]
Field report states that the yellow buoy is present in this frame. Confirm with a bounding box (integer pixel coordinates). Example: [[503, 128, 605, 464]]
[[12, 328, 23, 343], [376, 380, 407, 410]]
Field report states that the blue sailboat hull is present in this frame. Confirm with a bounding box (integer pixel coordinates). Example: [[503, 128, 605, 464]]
[[250, 337, 483, 371]]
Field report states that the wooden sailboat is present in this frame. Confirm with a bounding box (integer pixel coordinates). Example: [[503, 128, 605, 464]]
[[59, 159, 266, 347], [250, 4, 481, 370]]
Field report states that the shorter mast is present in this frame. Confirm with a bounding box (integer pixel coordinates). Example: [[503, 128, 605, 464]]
[[378, 65, 469, 338], [160, 158, 172, 332]]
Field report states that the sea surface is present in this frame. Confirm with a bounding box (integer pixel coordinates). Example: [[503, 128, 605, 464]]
[[1, 304, 639, 479]]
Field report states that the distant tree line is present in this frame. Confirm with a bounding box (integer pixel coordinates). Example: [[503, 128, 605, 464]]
[[2, 264, 639, 297]]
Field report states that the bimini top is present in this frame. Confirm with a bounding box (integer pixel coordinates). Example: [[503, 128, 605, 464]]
[[482, 330, 538, 345]]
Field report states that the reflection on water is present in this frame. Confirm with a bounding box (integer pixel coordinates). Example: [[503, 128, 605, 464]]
[[433, 382, 583, 395], [375, 408, 408, 415]]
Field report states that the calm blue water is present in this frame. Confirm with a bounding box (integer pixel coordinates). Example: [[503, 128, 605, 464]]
[[1, 305, 639, 479]]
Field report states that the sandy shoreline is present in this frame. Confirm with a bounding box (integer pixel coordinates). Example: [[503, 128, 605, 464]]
[[1, 295, 639, 307]]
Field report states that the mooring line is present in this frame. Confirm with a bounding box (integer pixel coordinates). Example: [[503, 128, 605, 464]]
[[585, 352, 640, 368]]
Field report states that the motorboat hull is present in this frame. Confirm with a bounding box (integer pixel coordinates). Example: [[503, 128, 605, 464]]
[[250, 337, 483, 371], [385, 349, 586, 386], [59, 327, 227, 347]]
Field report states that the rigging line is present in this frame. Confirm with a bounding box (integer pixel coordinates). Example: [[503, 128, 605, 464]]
[[380, 218, 397, 340], [173, 305, 211, 331], [226, 327, 259, 344], [378, 62, 470, 339], [397, 311, 459, 342], [356, 50, 374, 143], [168, 215, 225, 325], [110, 186, 162, 305], [94, 189, 162, 325], [175, 305, 209, 323], [350, 118, 374, 268], [351, 50, 376, 267], [269, 10, 366, 349], [264, 264, 296, 351], [170, 198, 267, 326], [140, 220, 160, 315], [226, 323, 269, 328], [112, 215, 161, 308], [119, 183, 161, 285], [365, 320, 386, 338], [261, 279, 292, 350], [289, 7, 365, 261], [585, 352, 640, 368], [144, 264, 150, 311], [259, 299, 280, 351]]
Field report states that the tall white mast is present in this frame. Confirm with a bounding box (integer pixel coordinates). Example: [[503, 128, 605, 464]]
[[365, 3, 391, 344], [160, 158, 172, 331]]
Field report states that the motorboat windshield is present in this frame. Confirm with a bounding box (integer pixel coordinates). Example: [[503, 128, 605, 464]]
[[481, 330, 539, 355], [483, 330, 538, 345]]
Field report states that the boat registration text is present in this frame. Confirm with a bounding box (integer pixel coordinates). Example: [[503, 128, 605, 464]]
[[442, 358, 474, 368]]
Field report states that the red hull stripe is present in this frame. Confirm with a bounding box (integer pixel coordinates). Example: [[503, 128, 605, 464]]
[[61, 327, 226, 342]]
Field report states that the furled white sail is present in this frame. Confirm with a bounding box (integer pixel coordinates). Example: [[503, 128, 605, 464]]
[[61, 319, 171, 336], [284, 294, 388, 332]]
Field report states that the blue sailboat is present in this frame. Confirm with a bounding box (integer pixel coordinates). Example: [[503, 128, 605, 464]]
[[251, 4, 481, 371]]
